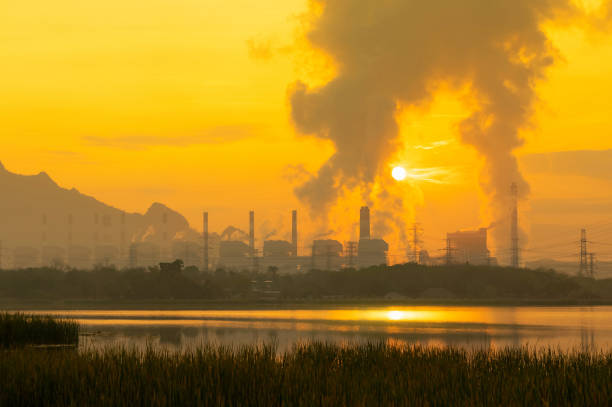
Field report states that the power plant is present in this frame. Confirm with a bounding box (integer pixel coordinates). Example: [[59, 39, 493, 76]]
[[445, 228, 492, 266], [0, 201, 508, 272], [357, 206, 389, 268], [4, 179, 599, 275]]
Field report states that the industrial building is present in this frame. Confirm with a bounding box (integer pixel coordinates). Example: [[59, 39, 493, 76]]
[[263, 240, 293, 257], [357, 206, 389, 267], [211, 210, 304, 273], [262, 240, 302, 273], [260, 210, 301, 272], [358, 239, 389, 267], [312, 239, 344, 270], [446, 228, 491, 265], [218, 240, 251, 270]]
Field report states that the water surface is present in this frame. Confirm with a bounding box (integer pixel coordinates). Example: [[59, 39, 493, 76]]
[[26, 306, 612, 352]]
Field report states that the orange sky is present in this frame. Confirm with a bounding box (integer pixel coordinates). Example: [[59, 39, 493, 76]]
[[2, 0, 612, 262]]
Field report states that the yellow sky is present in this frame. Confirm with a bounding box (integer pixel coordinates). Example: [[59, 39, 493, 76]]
[[2, 0, 612, 260]]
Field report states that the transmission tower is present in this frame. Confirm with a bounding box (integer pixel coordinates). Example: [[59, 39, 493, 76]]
[[410, 223, 422, 263], [510, 183, 519, 268], [579, 228, 588, 276], [345, 241, 357, 268], [445, 236, 453, 265], [588, 252, 596, 278]]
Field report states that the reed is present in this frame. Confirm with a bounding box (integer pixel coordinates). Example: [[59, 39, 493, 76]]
[[0, 312, 79, 348], [0, 342, 610, 406]]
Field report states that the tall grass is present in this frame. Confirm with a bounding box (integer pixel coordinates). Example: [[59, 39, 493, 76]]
[[0, 312, 79, 347], [0, 342, 610, 406]]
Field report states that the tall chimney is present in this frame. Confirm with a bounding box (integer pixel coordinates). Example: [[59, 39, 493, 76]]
[[292, 210, 298, 257], [249, 210, 254, 256], [359, 206, 370, 240], [203, 211, 209, 272]]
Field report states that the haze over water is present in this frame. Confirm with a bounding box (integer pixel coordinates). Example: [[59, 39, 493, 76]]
[[27, 306, 612, 352]]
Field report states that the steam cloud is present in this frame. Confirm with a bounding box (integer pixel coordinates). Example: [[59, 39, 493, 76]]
[[290, 0, 601, 252]]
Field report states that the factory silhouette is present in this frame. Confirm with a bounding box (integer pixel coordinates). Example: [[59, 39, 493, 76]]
[[201, 207, 392, 273], [202, 206, 495, 273], [0, 163, 542, 273], [2, 203, 498, 273]]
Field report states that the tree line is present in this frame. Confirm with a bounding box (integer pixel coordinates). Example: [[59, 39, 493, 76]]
[[0, 263, 610, 302]]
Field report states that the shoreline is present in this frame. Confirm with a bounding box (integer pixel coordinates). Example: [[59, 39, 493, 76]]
[[1, 297, 611, 310]]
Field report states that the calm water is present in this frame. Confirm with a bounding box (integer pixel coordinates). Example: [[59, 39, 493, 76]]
[[26, 306, 612, 352]]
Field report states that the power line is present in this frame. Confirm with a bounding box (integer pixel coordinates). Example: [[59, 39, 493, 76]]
[[579, 229, 588, 276], [345, 241, 357, 268], [409, 223, 422, 263]]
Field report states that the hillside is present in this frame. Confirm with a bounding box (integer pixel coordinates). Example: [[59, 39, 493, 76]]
[[0, 162, 198, 265]]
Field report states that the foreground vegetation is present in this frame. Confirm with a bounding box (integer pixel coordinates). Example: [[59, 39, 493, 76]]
[[0, 263, 610, 303], [1, 342, 610, 406], [0, 312, 79, 348]]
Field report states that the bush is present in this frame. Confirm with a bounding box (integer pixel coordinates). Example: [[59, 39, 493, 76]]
[[0, 312, 79, 347]]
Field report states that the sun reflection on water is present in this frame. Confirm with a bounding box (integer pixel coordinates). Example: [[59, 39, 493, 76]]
[[387, 310, 404, 320]]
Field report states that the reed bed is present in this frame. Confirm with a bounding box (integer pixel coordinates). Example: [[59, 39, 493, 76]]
[[0, 342, 610, 406], [0, 312, 79, 348]]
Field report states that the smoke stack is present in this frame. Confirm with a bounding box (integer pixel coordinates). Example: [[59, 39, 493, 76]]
[[359, 206, 370, 240], [203, 211, 209, 272], [292, 210, 298, 257], [249, 210, 254, 256]]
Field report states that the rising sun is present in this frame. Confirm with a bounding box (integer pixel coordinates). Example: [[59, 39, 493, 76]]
[[391, 166, 407, 181]]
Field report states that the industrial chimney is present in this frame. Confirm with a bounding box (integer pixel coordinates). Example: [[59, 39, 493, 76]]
[[359, 206, 370, 240], [292, 210, 298, 257], [203, 211, 209, 272]]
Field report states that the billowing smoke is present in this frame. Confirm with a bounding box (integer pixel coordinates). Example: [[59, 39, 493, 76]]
[[220, 226, 249, 242], [290, 0, 597, 256]]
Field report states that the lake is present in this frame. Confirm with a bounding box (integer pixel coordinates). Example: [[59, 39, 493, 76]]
[[25, 306, 612, 352]]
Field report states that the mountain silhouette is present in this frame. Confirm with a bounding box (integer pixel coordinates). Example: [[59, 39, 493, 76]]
[[0, 162, 200, 267]]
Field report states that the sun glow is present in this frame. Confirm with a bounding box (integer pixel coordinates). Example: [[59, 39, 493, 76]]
[[391, 166, 408, 181], [387, 310, 405, 320]]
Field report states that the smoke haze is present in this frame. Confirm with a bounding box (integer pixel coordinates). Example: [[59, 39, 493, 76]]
[[289, 0, 605, 253]]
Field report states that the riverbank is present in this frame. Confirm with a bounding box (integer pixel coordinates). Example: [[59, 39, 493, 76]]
[[2, 265, 610, 306], [1, 342, 610, 406], [1, 297, 612, 310]]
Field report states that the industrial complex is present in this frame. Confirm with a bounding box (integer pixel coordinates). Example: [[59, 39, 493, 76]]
[[6, 182, 590, 274], [0, 202, 505, 273]]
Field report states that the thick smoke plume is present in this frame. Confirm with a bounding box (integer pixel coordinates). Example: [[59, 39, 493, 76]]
[[290, 0, 597, 254]]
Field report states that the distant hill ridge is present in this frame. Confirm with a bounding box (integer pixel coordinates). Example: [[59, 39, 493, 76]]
[[0, 161, 199, 255]]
